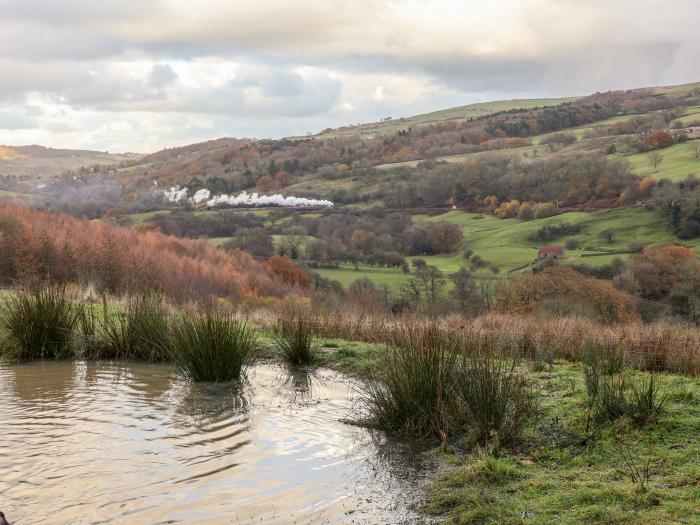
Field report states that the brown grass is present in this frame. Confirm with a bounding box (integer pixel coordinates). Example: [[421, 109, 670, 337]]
[[260, 309, 700, 376]]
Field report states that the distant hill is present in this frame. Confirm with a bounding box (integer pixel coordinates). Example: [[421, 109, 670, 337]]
[[0, 145, 140, 179], [307, 96, 581, 140], [95, 80, 699, 208]]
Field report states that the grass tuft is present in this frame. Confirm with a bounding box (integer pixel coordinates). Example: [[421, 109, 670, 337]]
[[98, 294, 172, 361], [0, 286, 83, 360], [273, 317, 319, 365], [169, 310, 257, 382], [358, 322, 531, 444]]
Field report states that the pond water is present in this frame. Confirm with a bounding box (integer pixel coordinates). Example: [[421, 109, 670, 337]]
[[0, 361, 435, 524]]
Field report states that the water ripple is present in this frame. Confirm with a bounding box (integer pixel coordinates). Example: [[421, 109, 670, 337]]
[[0, 361, 435, 524]]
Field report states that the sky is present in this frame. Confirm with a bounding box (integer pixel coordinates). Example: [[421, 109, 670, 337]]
[[0, 0, 698, 153]]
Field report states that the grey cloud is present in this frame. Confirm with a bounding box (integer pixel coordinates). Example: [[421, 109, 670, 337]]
[[149, 64, 178, 87], [0, 109, 38, 129]]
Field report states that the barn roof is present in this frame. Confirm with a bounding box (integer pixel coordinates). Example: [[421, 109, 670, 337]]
[[538, 245, 564, 256]]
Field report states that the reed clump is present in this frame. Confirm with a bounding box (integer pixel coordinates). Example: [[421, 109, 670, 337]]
[[273, 316, 319, 365], [584, 348, 669, 427], [98, 294, 172, 361], [358, 321, 531, 445], [169, 310, 257, 382], [0, 286, 83, 360]]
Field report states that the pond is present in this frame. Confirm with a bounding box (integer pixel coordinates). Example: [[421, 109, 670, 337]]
[[0, 361, 436, 524]]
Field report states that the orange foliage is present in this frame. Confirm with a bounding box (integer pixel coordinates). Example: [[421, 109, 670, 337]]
[[0, 203, 295, 302], [644, 130, 673, 150], [266, 255, 311, 289], [638, 176, 657, 194], [492, 267, 637, 324]]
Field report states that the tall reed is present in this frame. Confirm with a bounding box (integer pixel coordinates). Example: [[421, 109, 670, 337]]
[[357, 321, 531, 444], [99, 294, 172, 361], [169, 310, 257, 382], [273, 317, 318, 365], [0, 286, 83, 360], [456, 350, 531, 446], [359, 322, 460, 437]]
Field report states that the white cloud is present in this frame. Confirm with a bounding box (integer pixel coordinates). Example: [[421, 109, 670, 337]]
[[0, 0, 698, 150]]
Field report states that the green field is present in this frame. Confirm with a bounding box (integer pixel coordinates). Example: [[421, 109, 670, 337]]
[[0, 189, 31, 198], [311, 97, 580, 140], [374, 144, 543, 170], [623, 141, 700, 181], [314, 264, 412, 289], [316, 206, 700, 290]]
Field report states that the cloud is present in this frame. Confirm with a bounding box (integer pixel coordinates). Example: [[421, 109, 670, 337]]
[[0, 0, 698, 151], [0, 108, 38, 129]]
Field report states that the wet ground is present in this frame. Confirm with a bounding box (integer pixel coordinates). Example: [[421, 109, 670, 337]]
[[0, 361, 437, 524]]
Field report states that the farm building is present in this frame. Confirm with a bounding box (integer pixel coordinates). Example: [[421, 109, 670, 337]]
[[538, 246, 565, 259]]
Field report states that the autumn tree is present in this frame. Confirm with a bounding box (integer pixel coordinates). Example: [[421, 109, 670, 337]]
[[427, 222, 463, 253], [256, 175, 277, 194], [644, 130, 673, 151], [616, 244, 699, 301], [493, 266, 637, 323], [266, 255, 310, 289], [274, 170, 293, 189]]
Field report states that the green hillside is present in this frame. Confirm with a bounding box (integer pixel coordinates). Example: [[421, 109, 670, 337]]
[[315, 206, 700, 290], [313, 97, 580, 139]]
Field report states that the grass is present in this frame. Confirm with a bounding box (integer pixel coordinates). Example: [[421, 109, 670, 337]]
[[0, 287, 83, 360], [423, 361, 700, 524], [314, 263, 412, 290], [314, 206, 700, 291], [622, 141, 700, 182], [356, 321, 531, 443], [272, 317, 319, 365], [96, 294, 172, 361], [169, 310, 257, 382]]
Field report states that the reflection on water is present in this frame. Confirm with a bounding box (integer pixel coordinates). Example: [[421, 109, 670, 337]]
[[0, 361, 435, 524]]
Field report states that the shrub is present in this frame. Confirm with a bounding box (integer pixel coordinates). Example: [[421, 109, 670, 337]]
[[358, 323, 531, 445], [358, 322, 460, 437], [0, 286, 83, 360], [456, 351, 531, 446], [565, 238, 581, 250], [99, 294, 172, 361], [583, 349, 668, 427], [273, 317, 319, 365], [169, 310, 257, 382], [627, 373, 668, 425]]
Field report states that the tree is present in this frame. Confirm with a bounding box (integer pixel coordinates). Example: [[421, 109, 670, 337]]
[[493, 267, 637, 323], [427, 222, 463, 253], [449, 268, 485, 316], [599, 229, 615, 243], [280, 226, 307, 259], [647, 151, 664, 172], [412, 265, 445, 315], [224, 227, 274, 259], [693, 142, 700, 161], [616, 244, 699, 301], [266, 255, 310, 289], [644, 130, 673, 151], [256, 175, 277, 194], [274, 170, 293, 189]]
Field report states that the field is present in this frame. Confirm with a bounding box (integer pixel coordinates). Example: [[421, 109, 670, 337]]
[[315, 206, 700, 290], [309, 97, 580, 140], [0, 145, 139, 179], [623, 141, 700, 181]]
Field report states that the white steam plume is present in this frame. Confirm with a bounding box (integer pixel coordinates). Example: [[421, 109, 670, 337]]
[[163, 186, 333, 208]]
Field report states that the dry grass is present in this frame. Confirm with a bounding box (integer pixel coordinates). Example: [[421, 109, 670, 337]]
[[260, 309, 700, 376]]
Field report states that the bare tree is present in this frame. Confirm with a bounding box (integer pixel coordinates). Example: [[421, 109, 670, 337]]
[[647, 151, 664, 172]]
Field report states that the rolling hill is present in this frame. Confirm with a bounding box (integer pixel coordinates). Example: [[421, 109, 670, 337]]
[[0, 145, 140, 179]]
